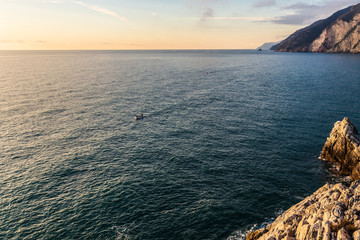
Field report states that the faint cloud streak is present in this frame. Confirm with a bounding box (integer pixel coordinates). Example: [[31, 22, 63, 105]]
[[271, 0, 360, 25], [253, 0, 276, 8], [73, 1, 127, 21], [42, 0, 63, 3], [176, 16, 275, 21]]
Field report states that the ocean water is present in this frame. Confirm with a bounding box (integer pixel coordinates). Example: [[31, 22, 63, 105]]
[[0, 50, 359, 240]]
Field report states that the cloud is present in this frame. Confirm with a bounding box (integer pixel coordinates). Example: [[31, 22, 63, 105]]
[[272, 14, 311, 25], [202, 8, 214, 20], [73, 1, 127, 21], [253, 0, 276, 8], [42, 0, 63, 3], [182, 0, 226, 9], [271, 0, 360, 25], [183, 0, 224, 4], [176, 16, 275, 21], [283, 3, 318, 10], [197, 8, 273, 22]]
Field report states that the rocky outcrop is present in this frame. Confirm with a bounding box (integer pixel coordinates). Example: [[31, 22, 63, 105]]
[[246, 118, 360, 240], [274, 3, 360, 53], [320, 117, 360, 181], [246, 181, 360, 240]]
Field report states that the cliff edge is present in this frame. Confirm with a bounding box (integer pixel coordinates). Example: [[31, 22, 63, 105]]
[[320, 117, 360, 180], [246, 181, 360, 240]]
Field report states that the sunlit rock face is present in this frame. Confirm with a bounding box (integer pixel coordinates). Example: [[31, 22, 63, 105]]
[[310, 12, 360, 53], [320, 118, 360, 181], [274, 3, 360, 54], [246, 181, 360, 240], [246, 118, 360, 240]]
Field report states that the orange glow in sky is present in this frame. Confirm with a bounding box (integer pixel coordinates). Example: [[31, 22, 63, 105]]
[[0, 0, 358, 50]]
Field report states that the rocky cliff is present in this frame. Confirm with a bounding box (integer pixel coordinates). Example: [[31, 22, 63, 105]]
[[274, 3, 360, 53], [246, 181, 360, 240], [246, 118, 360, 240], [320, 117, 360, 181]]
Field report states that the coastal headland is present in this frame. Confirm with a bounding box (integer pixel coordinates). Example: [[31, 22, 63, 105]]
[[246, 118, 360, 240]]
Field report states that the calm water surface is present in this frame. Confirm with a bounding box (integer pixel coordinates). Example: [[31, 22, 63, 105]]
[[0, 50, 359, 240]]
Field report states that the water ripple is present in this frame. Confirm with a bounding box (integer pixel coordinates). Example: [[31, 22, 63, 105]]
[[0, 50, 359, 239]]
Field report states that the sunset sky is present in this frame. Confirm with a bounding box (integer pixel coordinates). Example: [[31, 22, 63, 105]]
[[1, 0, 359, 50]]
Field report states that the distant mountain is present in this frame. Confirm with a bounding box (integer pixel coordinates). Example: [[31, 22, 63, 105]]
[[274, 3, 360, 53], [256, 41, 280, 50]]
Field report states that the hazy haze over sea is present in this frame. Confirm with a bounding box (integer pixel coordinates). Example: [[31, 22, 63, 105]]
[[0, 50, 359, 240]]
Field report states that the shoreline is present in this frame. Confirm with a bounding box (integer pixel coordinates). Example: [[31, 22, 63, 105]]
[[245, 118, 360, 240]]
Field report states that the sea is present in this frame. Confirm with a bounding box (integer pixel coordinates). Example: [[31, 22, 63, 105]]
[[0, 50, 359, 240]]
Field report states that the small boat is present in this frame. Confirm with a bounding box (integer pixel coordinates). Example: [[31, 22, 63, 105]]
[[134, 114, 144, 120], [258, 48, 262, 51]]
